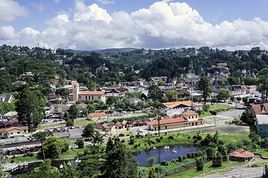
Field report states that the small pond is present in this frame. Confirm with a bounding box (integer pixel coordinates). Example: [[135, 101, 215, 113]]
[[135, 145, 200, 166]]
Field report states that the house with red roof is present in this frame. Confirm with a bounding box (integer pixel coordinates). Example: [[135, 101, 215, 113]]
[[88, 112, 108, 122], [229, 149, 254, 161], [162, 100, 193, 116], [148, 110, 203, 131]]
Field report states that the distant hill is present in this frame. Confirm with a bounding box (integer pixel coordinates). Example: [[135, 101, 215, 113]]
[[65, 48, 139, 55]]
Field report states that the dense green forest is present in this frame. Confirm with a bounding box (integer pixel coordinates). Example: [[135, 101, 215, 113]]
[[0, 45, 267, 95]]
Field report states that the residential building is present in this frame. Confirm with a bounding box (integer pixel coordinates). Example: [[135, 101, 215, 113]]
[[147, 111, 203, 131], [162, 100, 193, 116], [79, 91, 106, 103], [0, 127, 28, 138]]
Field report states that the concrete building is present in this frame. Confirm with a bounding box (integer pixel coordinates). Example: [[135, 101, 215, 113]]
[[256, 114, 268, 137], [79, 91, 106, 103]]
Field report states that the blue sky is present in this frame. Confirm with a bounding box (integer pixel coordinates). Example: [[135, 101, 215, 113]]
[[1, 0, 268, 49]]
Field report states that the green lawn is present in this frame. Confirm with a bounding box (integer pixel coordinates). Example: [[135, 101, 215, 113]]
[[59, 148, 85, 159], [168, 160, 244, 178], [201, 103, 231, 117], [37, 118, 93, 131], [11, 153, 38, 163]]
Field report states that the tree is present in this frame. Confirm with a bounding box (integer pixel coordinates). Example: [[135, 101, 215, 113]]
[[240, 108, 256, 125], [75, 139, 84, 148], [212, 152, 223, 167], [16, 87, 45, 132], [82, 123, 95, 139], [32, 131, 51, 159], [166, 90, 178, 101], [198, 75, 212, 104], [87, 104, 95, 113], [195, 158, 204, 171], [148, 167, 157, 178], [20, 160, 60, 178], [59, 164, 79, 178], [217, 88, 230, 102], [43, 137, 69, 159], [148, 85, 162, 101], [69, 104, 79, 119], [102, 138, 138, 178], [65, 119, 74, 127], [55, 88, 69, 100], [147, 157, 156, 167]]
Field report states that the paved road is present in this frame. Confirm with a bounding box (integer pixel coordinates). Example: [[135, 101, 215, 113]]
[[195, 167, 264, 178]]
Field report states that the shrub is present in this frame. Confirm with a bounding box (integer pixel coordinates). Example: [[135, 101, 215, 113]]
[[196, 158, 204, 171], [147, 157, 156, 167], [168, 135, 174, 140], [75, 139, 84, 149], [177, 156, 183, 162]]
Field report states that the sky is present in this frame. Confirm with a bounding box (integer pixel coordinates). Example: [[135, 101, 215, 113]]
[[1, 0, 268, 50]]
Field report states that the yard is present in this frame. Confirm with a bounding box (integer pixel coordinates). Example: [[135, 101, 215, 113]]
[[201, 103, 231, 117]]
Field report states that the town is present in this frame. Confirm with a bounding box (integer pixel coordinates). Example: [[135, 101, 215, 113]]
[[0, 45, 268, 178]]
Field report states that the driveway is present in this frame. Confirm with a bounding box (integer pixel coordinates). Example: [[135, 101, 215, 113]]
[[194, 167, 264, 178]]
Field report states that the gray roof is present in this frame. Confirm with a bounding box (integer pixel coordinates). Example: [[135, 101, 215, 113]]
[[256, 115, 268, 125]]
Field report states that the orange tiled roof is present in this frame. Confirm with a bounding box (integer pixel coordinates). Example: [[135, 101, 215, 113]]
[[162, 100, 193, 108], [229, 149, 254, 158], [79, 90, 105, 96], [0, 126, 28, 133], [250, 103, 268, 114], [182, 110, 198, 116], [88, 112, 107, 118], [148, 116, 186, 126]]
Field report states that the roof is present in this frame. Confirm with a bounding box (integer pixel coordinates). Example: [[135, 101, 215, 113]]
[[250, 103, 268, 114], [229, 149, 254, 158], [79, 90, 105, 96], [148, 116, 186, 126], [182, 110, 198, 116], [256, 115, 268, 125], [88, 112, 107, 118], [3, 111, 18, 117], [162, 101, 193, 108], [0, 126, 28, 133]]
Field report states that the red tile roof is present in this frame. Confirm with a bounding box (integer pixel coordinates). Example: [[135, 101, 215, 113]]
[[79, 90, 105, 96], [0, 126, 28, 133], [88, 112, 107, 118], [182, 110, 198, 116], [250, 103, 268, 114], [148, 116, 186, 127], [162, 101, 193, 108], [229, 149, 254, 158]]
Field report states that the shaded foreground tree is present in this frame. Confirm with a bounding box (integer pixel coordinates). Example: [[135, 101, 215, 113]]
[[101, 138, 138, 178], [198, 75, 212, 104], [16, 87, 45, 132], [240, 107, 256, 125]]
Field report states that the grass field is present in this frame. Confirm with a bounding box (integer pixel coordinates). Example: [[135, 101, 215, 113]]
[[37, 118, 94, 130], [201, 103, 231, 117], [168, 160, 244, 178]]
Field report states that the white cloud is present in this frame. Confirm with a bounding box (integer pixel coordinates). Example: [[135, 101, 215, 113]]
[[0, 26, 16, 40], [2, 1, 268, 50], [0, 0, 27, 22]]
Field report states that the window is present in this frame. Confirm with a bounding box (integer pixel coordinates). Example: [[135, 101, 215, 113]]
[[17, 132, 21, 134]]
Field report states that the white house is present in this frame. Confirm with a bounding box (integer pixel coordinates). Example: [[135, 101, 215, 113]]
[[162, 100, 193, 117]]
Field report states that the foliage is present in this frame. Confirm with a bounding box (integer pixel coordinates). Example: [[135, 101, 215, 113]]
[[212, 152, 223, 167], [147, 157, 156, 167], [195, 158, 204, 171], [0, 102, 15, 115], [19, 160, 60, 178], [148, 85, 162, 101], [198, 75, 212, 103], [65, 119, 74, 127], [102, 138, 138, 178], [240, 107, 256, 125], [217, 88, 230, 101], [42, 137, 69, 159], [16, 87, 45, 131], [148, 167, 157, 178], [75, 139, 84, 149], [69, 104, 79, 119]]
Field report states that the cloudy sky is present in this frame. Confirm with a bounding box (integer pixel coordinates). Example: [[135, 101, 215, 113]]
[[1, 0, 268, 50]]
